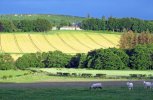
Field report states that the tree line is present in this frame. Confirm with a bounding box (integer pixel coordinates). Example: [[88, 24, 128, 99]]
[[1, 43, 153, 70], [81, 17, 153, 33], [0, 19, 52, 32], [120, 31, 153, 49]]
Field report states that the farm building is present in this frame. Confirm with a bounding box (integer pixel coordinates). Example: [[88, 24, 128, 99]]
[[60, 26, 82, 30]]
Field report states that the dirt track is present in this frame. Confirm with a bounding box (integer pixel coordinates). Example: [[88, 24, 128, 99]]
[[0, 81, 150, 88]]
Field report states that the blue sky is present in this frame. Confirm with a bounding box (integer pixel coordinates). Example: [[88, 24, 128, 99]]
[[0, 0, 153, 20]]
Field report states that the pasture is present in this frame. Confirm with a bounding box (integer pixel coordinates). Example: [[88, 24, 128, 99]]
[[0, 31, 120, 56], [0, 87, 153, 100], [37, 68, 153, 76], [0, 69, 153, 83]]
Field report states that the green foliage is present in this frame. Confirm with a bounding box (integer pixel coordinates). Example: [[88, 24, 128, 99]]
[[0, 20, 16, 32], [0, 22, 3, 32], [129, 44, 153, 70], [67, 53, 87, 68], [0, 54, 15, 70], [101, 16, 106, 30], [81, 18, 102, 30], [33, 19, 52, 32], [108, 48, 129, 67], [86, 49, 125, 70], [17, 20, 34, 32], [15, 53, 45, 69], [43, 51, 72, 68], [81, 17, 153, 33]]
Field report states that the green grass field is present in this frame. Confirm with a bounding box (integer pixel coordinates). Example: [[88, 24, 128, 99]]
[[0, 87, 153, 100], [37, 68, 153, 76], [0, 69, 153, 83]]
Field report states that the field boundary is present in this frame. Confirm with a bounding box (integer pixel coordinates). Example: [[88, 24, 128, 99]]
[[70, 33, 93, 49], [56, 33, 80, 52], [42, 33, 59, 50], [99, 34, 116, 46], [13, 33, 23, 53], [85, 33, 105, 48], [28, 34, 42, 52]]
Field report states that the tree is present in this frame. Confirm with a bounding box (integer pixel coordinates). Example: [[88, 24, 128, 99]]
[[101, 16, 106, 31], [0, 20, 16, 32], [33, 19, 52, 32], [67, 53, 87, 68], [16, 53, 45, 69], [86, 49, 125, 70], [107, 16, 117, 32], [119, 31, 137, 49], [0, 22, 3, 32], [129, 45, 152, 70], [108, 48, 129, 68], [0, 54, 15, 70], [17, 20, 34, 32], [137, 32, 153, 45], [43, 51, 72, 68]]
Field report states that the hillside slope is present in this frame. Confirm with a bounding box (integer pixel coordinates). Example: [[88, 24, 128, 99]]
[[0, 31, 120, 54]]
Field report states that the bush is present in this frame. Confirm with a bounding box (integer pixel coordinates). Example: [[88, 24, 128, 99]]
[[33, 19, 52, 32], [81, 73, 92, 77], [43, 51, 72, 68], [62, 73, 70, 76], [71, 73, 77, 77], [15, 53, 45, 69], [86, 49, 125, 70], [0, 54, 15, 70], [129, 74, 146, 79], [2, 75, 8, 80], [56, 72, 63, 76], [94, 74, 106, 78]]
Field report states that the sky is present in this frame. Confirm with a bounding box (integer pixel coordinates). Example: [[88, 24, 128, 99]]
[[0, 0, 153, 20]]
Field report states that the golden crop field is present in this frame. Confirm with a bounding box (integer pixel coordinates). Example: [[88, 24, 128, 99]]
[[0, 31, 121, 55]]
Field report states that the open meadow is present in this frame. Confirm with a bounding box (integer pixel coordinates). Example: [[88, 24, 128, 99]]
[[0, 87, 153, 100], [0, 69, 153, 100]]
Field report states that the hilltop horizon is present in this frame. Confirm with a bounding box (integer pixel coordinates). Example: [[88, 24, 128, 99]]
[[0, 0, 153, 20]]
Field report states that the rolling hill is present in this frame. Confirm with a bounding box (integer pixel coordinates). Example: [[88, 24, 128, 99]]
[[0, 31, 121, 59]]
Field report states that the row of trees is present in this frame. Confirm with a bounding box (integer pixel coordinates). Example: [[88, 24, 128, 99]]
[[120, 31, 153, 49], [81, 17, 153, 33], [0, 19, 52, 32], [1, 43, 153, 70]]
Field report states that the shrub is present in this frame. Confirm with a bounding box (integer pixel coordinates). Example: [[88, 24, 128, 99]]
[[71, 73, 77, 77], [0, 54, 15, 70], [94, 74, 106, 78], [15, 53, 45, 69], [2, 75, 8, 80], [86, 49, 125, 70], [56, 72, 63, 76], [81, 73, 92, 77], [62, 73, 70, 76]]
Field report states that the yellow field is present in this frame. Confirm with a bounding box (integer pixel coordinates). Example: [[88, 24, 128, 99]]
[[0, 31, 121, 55]]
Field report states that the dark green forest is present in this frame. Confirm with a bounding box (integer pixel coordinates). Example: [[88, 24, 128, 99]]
[[81, 17, 153, 33]]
